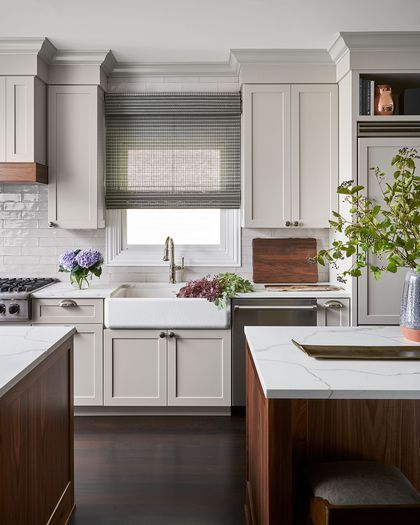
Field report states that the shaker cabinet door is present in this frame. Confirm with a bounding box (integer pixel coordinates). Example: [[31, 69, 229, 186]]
[[104, 330, 167, 406], [357, 138, 420, 324], [73, 324, 103, 406], [5, 76, 35, 162], [291, 84, 338, 227], [167, 330, 231, 407], [242, 84, 291, 227], [0, 77, 5, 162], [48, 85, 104, 229]]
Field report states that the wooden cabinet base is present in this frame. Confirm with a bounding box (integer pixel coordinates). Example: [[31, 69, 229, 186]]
[[0, 162, 48, 183], [0, 339, 74, 525], [245, 345, 420, 525]]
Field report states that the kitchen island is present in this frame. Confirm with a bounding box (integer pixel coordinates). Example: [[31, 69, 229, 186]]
[[0, 326, 76, 525], [244, 326, 420, 525]]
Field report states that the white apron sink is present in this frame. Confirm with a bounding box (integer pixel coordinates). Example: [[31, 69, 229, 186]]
[[104, 283, 230, 329]]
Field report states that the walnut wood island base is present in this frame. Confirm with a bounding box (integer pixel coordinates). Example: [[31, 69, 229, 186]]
[[0, 326, 76, 525], [244, 326, 420, 525]]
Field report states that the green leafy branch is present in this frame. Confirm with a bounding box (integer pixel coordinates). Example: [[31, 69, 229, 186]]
[[214, 273, 253, 308], [317, 147, 420, 282]]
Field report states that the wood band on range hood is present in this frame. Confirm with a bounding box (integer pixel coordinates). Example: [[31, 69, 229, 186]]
[[0, 163, 48, 184]]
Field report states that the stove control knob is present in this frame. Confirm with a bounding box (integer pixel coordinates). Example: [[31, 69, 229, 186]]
[[9, 303, 20, 315], [0, 304, 6, 315]]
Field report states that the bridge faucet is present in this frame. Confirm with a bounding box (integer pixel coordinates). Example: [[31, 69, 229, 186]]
[[163, 236, 184, 284]]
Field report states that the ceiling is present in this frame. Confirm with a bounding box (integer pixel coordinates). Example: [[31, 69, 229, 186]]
[[1, 0, 420, 63]]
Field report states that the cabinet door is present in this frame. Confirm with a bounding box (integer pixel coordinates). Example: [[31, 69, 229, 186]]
[[167, 330, 231, 407], [5, 76, 34, 162], [104, 330, 167, 406], [48, 85, 103, 229], [291, 84, 338, 227], [73, 324, 103, 406], [357, 138, 420, 324], [0, 77, 5, 161], [242, 84, 291, 227], [317, 298, 350, 326]]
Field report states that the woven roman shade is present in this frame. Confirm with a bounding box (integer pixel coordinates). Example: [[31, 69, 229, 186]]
[[105, 92, 241, 209]]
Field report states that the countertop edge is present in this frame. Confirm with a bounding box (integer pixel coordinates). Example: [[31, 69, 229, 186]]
[[0, 327, 76, 399]]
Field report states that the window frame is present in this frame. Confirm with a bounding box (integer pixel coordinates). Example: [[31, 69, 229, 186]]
[[106, 209, 241, 267]]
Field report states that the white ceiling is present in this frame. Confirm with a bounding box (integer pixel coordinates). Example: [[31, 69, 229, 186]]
[[2, 0, 420, 63]]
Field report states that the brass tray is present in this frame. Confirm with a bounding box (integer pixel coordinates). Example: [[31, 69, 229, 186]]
[[291, 339, 420, 360]]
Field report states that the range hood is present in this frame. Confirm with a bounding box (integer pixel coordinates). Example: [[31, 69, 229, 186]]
[[0, 163, 48, 184]]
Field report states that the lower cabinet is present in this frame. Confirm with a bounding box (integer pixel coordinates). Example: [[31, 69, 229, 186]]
[[73, 324, 103, 406], [104, 329, 231, 407], [104, 330, 167, 406]]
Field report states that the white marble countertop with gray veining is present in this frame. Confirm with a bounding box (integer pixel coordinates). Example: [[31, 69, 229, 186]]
[[0, 325, 76, 398], [31, 282, 123, 299], [32, 281, 350, 300], [245, 326, 420, 400], [236, 283, 351, 299]]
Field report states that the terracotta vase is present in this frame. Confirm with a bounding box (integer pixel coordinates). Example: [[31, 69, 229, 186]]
[[400, 269, 420, 342], [374, 84, 394, 115]]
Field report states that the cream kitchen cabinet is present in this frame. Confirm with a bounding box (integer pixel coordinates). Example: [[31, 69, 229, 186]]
[[167, 330, 231, 407], [32, 298, 104, 406], [0, 76, 46, 163], [242, 83, 338, 228], [104, 329, 231, 407], [357, 138, 420, 325], [48, 85, 105, 229], [317, 298, 351, 326], [104, 330, 168, 406]]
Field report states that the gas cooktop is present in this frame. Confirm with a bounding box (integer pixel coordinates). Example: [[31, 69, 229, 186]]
[[0, 278, 57, 321]]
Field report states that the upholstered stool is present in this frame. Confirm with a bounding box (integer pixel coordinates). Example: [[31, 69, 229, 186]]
[[305, 461, 420, 525]]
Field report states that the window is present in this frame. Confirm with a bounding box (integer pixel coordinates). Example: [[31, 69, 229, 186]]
[[105, 92, 241, 267], [106, 208, 240, 266]]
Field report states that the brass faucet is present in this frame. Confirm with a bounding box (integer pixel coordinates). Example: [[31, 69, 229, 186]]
[[163, 236, 184, 284]]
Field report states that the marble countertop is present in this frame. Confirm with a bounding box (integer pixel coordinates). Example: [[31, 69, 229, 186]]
[[236, 282, 350, 299], [245, 326, 420, 400], [32, 281, 350, 300], [32, 282, 123, 299], [0, 325, 76, 398]]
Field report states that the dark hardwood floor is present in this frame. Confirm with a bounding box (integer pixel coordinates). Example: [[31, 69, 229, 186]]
[[70, 416, 246, 525]]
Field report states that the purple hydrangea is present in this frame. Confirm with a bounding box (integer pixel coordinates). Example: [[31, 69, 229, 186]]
[[58, 250, 78, 271], [75, 249, 104, 269]]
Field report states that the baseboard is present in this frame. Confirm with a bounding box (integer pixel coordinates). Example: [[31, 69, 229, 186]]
[[74, 406, 232, 416]]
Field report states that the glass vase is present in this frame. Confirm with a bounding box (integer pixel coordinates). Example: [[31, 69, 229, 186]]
[[400, 269, 420, 342]]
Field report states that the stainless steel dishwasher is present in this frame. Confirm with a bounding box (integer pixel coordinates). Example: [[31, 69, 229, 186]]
[[231, 298, 318, 407]]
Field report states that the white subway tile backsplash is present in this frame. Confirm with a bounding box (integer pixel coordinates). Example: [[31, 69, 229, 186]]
[[0, 193, 22, 202], [0, 183, 330, 283]]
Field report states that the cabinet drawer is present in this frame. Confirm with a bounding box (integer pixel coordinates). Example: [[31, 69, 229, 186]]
[[32, 298, 103, 324]]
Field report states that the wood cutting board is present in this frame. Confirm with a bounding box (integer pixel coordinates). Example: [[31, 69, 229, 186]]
[[252, 238, 318, 283]]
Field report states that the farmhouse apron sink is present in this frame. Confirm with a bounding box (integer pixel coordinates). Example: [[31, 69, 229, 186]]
[[104, 283, 230, 329]]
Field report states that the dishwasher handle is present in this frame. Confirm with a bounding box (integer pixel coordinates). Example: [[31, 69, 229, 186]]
[[234, 305, 318, 311]]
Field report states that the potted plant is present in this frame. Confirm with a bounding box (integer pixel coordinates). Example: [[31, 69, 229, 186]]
[[58, 248, 104, 289], [317, 147, 420, 341]]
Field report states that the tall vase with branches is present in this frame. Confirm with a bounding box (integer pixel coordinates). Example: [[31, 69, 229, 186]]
[[317, 147, 420, 341]]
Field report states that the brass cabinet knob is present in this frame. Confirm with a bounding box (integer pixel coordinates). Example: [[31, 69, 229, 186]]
[[293, 221, 299, 227], [168, 331, 176, 338], [159, 332, 166, 338], [285, 221, 291, 227]]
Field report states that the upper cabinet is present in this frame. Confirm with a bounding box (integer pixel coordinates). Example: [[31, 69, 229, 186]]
[[242, 83, 338, 228], [48, 85, 105, 229], [0, 76, 48, 182]]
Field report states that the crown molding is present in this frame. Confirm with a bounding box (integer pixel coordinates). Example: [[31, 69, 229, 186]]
[[329, 32, 420, 81], [51, 49, 115, 67], [231, 48, 333, 65], [110, 60, 236, 78], [0, 37, 56, 61]]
